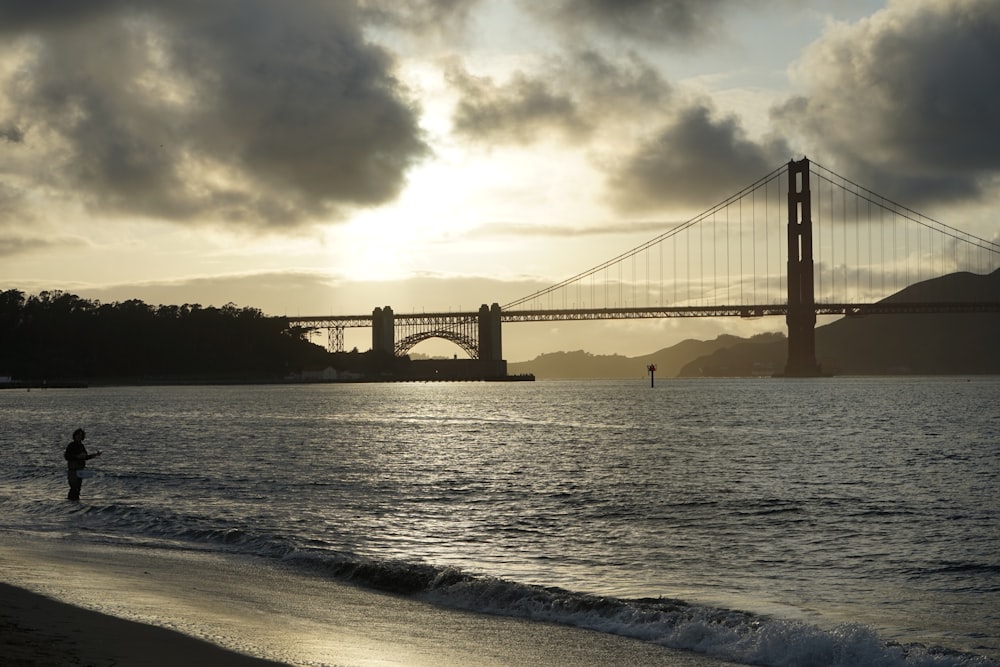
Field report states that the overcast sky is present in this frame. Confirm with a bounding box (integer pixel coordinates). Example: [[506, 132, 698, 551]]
[[2, 0, 998, 361]]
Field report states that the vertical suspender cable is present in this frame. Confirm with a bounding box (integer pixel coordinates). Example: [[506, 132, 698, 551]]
[[842, 184, 847, 302], [752, 186, 757, 304], [879, 203, 884, 298], [867, 198, 872, 298], [726, 206, 731, 303], [858, 182, 863, 301], [765, 179, 769, 302], [712, 210, 717, 303]]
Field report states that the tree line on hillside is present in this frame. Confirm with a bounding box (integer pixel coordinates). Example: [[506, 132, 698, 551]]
[[0, 290, 393, 382]]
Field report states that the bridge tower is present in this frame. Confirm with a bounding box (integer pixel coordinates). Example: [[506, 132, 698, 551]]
[[372, 306, 394, 355], [478, 303, 503, 361], [784, 158, 822, 377]]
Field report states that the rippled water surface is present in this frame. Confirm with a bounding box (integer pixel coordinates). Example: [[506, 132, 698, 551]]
[[2, 377, 998, 663]]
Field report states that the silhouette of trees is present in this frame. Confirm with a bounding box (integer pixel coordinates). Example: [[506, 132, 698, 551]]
[[0, 290, 332, 382]]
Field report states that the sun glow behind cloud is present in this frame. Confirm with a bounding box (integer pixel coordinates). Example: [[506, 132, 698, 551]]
[[331, 129, 616, 284]]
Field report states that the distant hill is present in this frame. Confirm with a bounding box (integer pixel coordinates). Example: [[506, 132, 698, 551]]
[[815, 269, 1000, 375], [509, 269, 1000, 378], [508, 333, 784, 379]]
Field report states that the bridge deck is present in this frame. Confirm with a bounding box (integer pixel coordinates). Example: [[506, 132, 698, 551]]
[[287, 302, 1000, 328]]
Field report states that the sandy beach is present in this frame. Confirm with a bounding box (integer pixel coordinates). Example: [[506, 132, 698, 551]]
[[0, 536, 733, 667], [1, 582, 287, 667]]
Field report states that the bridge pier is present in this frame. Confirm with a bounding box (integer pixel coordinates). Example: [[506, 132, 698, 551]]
[[372, 306, 394, 355], [784, 158, 823, 377], [478, 303, 503, 361]]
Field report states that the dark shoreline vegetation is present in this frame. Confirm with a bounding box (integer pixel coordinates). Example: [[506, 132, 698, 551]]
[[0, 289, 392, 385], [0, 289, 531, 385]]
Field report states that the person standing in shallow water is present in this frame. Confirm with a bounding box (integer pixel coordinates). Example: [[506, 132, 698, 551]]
[[64, 428, 101, 501]]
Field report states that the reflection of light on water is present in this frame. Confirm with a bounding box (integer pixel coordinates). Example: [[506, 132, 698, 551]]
[[2, 379, 999, 661]]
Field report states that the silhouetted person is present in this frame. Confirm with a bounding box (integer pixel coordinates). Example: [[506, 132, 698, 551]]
[[64, 428, 101, 501]]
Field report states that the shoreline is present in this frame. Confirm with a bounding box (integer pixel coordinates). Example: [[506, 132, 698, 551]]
[[0, 536, 732, 667], [0, 372, 535, 389]]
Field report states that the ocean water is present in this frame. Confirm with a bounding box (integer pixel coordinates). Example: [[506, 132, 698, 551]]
[[1, 377, 997, 666]]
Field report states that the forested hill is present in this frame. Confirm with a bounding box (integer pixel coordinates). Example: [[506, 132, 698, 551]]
[[0, 290, 333, 383]]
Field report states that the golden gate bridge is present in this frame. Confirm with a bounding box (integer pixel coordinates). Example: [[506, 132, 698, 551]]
[[288, 158, 1000, 377]]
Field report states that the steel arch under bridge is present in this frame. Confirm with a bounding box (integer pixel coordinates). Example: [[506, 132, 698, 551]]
[[392, 313, 480, 357]]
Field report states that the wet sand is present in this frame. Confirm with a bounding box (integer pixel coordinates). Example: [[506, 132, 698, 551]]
[[0, 537, 734, 666]]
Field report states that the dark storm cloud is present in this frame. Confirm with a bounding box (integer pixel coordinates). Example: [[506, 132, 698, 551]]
[[773, 0, 1000, 205], [448, 65, 590, 143], [567, 50, 673, 110], [0, 122, 24, 143], [521, 0, 742, 46], [0, 1, 124, 31], [445, 47, 780, 212], [0, 0, 429, 228], [448, 50, 671, 145], [607, 103, 790, 211], [360, 0, 481, 34]]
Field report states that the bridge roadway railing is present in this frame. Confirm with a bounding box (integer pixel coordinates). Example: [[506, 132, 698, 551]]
[[287, 312, 481, 330]]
